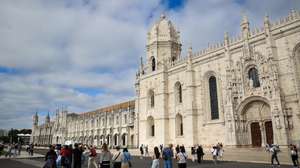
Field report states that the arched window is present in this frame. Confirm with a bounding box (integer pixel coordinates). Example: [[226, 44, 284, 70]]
[[151, 57, 156, 71], [209, 76, 219, 120], [147, 116, 155, 137], [248, 67, 260, 88], [149, 90, 155, 108], [175, 82, 182, 104], [175, 114, 183, 136]]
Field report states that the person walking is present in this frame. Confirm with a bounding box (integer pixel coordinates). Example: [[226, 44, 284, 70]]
[[211, 145, 218, 165], [191, 146, 196, 162], [120, 148, 132, 168], [162, 144, 174, 168], [87, 145, 97, 168], [73, 143, 83, 168], [13, 143, 18, 157], [176, 146, 188, 168], [290, 144, 299, 168], [29, 143, 34, 156], [81, 146, 89, 168], [18, 143, 22, 155], [61, 145, 71, 168], [5, 144, 12, 158], [112, 146, 122, 168], [175, 145, 180, 154], [99, 143, 112, 168], [196, 145, 204, 164], [145, 145, 149, 157], [139, 144, 144, 159], [269, 144, 281, 168], [44, 145, 58, 168], [218, 143, 224, 160], [151, 147, 160, 168]]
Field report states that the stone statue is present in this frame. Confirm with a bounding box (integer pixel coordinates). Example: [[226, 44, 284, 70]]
[[275, 116, 281, 129]]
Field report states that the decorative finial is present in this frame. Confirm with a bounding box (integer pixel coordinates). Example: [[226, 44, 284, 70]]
[[224, 32, 229, 39], [242, 14, 248, 24], [264, 14, 269, 23], [160, 13, 166, 20], [188, 46, 193, 58]]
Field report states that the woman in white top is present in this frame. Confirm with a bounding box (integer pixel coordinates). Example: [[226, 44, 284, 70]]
[[151, 147, 160, 168], [176, 146, 188, 168], [211, 146, 218, 165], [112, 146, 122, 168]]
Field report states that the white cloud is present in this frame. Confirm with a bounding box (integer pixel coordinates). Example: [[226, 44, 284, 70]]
[[0, 0, 299, 129]]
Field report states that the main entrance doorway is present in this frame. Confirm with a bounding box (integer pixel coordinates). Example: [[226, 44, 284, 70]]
[[251, 122, 262, 147], [239, 99, 273, 147]]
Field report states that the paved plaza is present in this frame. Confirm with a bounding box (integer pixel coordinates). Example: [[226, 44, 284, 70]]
[[0, 156, 293, 168], [0, 147, 296, 168]]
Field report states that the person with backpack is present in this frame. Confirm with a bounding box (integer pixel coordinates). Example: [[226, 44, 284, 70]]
[[112, 146, 122, 168], [87, 145, 97, 168], [176, 146, 188, 168], [162, 144, 174, 168], [269, 144, 281, 167], [99, 143, 112, 168], [290, 144, 299, 168], [121, 148, 132, 168], [151, 146, 160, 168]]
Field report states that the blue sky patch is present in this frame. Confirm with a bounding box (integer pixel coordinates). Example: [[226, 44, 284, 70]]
[[163, 0, 185, 10], [75, 87, 104, 96]]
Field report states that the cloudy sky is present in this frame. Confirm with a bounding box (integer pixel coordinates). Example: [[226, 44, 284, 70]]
[[0, 0, 299, 129]]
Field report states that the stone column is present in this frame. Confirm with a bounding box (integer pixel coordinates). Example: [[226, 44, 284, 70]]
[[260, 122, 266, 147], [184, 47, 197, 147]]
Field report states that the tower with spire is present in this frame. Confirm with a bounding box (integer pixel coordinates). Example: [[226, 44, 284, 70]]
[[146, 14, 181, 72], [45, 112, 50, 125]]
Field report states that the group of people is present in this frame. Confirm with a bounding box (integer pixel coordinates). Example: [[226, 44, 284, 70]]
[[266, 143, 299, 168], [148, 143, 220, 168], [4, 143, 22, 157], [43, 143, 132, 168]]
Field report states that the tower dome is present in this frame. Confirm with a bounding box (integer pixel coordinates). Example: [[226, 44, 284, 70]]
[[147, 14, 180, 45]]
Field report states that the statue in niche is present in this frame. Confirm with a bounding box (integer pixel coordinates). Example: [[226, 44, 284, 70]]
[[275, 116, 281, 129], [248, 67, 260, 88]]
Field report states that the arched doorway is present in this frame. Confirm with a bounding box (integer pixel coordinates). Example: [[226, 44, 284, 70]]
[[239, 99, 273, 147], [265, 121, 274, 145], [250, 122, 262, 147]]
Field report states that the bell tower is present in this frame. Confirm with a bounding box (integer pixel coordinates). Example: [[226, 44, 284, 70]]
[[146, 14, 181, 72]]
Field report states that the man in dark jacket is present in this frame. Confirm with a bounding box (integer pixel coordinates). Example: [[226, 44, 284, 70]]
[[73, 143, 83, 168], [197, 145, 204, 164], [44, 145, 57, 168]]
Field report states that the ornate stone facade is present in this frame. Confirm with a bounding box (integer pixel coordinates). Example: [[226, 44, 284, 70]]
[[32, 11, 300, 148], [31, 101, 137, 148], [136, 11, 300, 148]]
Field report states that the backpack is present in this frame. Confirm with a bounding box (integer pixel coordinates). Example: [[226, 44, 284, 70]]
[[90, 149, 97, 157]]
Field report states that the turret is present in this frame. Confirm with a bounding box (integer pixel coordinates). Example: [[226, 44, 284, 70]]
[[146, 14, 181, 72], [45, 112, 50, 124], [33, 112, 38, 127]]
